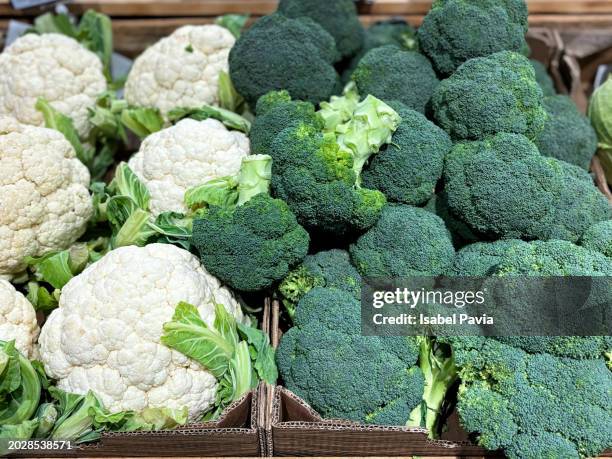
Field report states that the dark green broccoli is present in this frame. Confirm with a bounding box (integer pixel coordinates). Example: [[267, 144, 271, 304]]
[[443, 133, 611, 242], [418, 0, 528, 75], [423, 192, 479, 248], [350, 205, 455, 277], [362, 101, 452, 206], [191, 155, 309, 292], [580, 220, 612, 258], [276, 287, 425, 425], [352, 45, 439, 113], [441, 336, 612, 459], [447, 239, 528, 276], [250, 91, 323, 154], [278, 249, 361, 318], [530, 59, 556, 96], [228, 13, 340, 107], [534, 95, 598, 169], [432, 51, 546, 140], [277, 0, 364, 60], [266, 93, 402, 236]]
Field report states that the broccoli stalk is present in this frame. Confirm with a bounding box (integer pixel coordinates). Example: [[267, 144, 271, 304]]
[[408, 337, 457, 437]]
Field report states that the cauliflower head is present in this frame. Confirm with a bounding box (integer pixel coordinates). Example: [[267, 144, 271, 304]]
[[38, 243, 245, 419], [0, 33, 106, 138], [0, 279, 39, 359], [128, 118, 249, 216], [125, 25, 235, 118], [0, 117, 93, 276]]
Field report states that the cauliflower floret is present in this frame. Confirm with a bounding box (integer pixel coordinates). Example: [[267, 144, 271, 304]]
[[0, 279, 39, 358], [0, 117, 93, 276], [125, 25, 235, 118], [38, 243, 244, 419], [128, 118, 249, 216], [0, 33, 107, 138]]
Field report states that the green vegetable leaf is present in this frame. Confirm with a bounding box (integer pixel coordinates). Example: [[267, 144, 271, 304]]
[[34, 403, 59, 438], [76, 10, 113, 81], [215, 14, 249, 38], [51, 391, 102, 442], [184, 176, 239, 212], [168, 105, 251, 133], [218, 71, 245, 113], [30, 12, 76, 36], [237, 323, 278, 384], [25, 251, 73, 290], [161, 302, 235, 379], [109, 163, 151, 210], [0, 419, 38, 455], [120, 107, 164, 139], [118, 407, 188, 432], [26, 282, 60, 312]]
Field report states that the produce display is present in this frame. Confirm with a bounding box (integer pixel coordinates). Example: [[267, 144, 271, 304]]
[[0, 0, 610, 458]]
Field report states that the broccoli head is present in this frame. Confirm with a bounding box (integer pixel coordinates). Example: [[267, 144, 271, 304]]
[[362, 101, 452, 206], [424, 192, 479, 249], [229, 13, 340, 107], [266, 92, 402, 236], [432, 51, 546, 140], [352, 45, 439, 114], [443, 133, 611, 242], [442, 336, 612, 459], [279, 249, 362, 318], [580, 220, 612, 258], [530, 59, 556, 96], [418, 0, 528, 75], [277, 0, 364, 60], [276, 287, 425, 425], [534, 95, 598, 169], [250, 91, 323, 154], [364, 19, 418, 53], [447, 239, 528, 276], [190, 155, 309, 292], [350, 205, 455, 277]]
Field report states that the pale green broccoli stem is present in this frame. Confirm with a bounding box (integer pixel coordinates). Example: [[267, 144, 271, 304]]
[[408, 337, 457, 437], [318, 82, 360, 131], [236, 154, 272, 205]]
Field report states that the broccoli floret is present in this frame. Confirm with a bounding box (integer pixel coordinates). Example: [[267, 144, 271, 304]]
[[362, 101, 452, 206], [250, 91, 323, 154], [423, 192, 479, 248], [535, 95, 598, 169], [350, 205, 455, 277], [229, 13, 340, 107], [418, 0, 528, 75], [279, 249, 361, 318], [266, 93, 402, 236], [580, 220, 612, 258], [352, 45, 439, 114], [276, 287, 425, 425], [447, 239, 528, 276], [443, 133, 611, 242], [191, 155, 309, 292], [530, 59, 556, 96], [277, 0, 364, 60], [441, 337, 612, 459], [432, 51, 546, 140]]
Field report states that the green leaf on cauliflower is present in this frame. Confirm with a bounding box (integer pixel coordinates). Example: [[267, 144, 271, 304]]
[[120, 107, 165, 139], [215, 14, 249, 39], [168, 105, 251, 133]]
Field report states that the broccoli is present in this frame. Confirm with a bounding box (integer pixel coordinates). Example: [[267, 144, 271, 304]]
[[351, 45, 439, 114], [350, 205, 455, 277], [440, 336, 612, 459], [423, 192, 479, 249], [432, 51, 546, 140], [418, 0, 529, 76], [279, 249, 361, 319], [530, 59, 556, 96], [265, 92, 402, 236], [534, 95, 598, 169], [361, 101, 452, 206], [580, 220, 612, 258], [447, 239, 528, 276], [190, 155, 309, 292], [276, 287, 425, 425], [443, 132, 611, 242], [250, 90, 323, 154], [277, 0, 364, 60], [228, 13, 340, 108]]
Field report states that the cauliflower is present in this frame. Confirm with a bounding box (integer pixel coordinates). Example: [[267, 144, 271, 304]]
[[0, 33, 106, 138], [128, 118, 249, 216], [0, 117, 93, 276], [124, 25, 235, 118], [0, 279, 39, 359], [38, 243, 245, 419]]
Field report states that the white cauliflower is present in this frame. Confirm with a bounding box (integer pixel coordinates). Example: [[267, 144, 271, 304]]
[[124, 25, 235, 118], [0, 279, 39, 359], [128, 118, 249, 216], [0, 33, 107, 138], [38, 243, 245, 419], [0, 117, 93, 276]]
